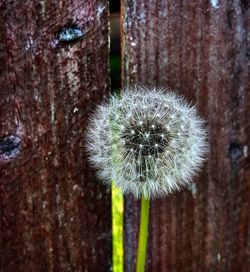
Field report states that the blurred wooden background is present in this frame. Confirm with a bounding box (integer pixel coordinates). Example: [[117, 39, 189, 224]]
[[0, 0, 249, 271]]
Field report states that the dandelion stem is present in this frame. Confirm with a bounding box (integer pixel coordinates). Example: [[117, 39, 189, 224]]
[[136, 195, 150, 272], [112, 182, 124, 272]]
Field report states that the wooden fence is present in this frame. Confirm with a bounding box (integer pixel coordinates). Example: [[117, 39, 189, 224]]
[[0, 0, 249, 271]]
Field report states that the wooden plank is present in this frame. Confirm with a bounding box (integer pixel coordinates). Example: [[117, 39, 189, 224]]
[[0, 0, 111, 271], [122, 0, 250, 271]]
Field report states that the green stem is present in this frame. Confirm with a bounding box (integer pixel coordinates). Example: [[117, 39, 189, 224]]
[[112, 181, 124, 272], [136, 196, 150, 272]]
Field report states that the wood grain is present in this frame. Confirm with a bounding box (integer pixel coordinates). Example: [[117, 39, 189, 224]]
[[0, 1, 111, 271], [122, 0, 250, 271]]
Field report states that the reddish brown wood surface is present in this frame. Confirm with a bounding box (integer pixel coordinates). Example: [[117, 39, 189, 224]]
[[122, 0, 250, 271], [0, 1, 111, 271]]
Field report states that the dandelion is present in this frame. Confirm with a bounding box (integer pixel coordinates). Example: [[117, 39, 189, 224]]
[[86, 86, 208, 198], [86, 86, 208, 272]]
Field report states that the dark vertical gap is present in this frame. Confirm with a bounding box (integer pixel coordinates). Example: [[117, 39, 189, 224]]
[[109, 2, 122, 272], [110, 0, 121, 92]]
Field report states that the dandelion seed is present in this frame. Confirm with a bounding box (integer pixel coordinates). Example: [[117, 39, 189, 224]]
[[86, 86, 208, 198]]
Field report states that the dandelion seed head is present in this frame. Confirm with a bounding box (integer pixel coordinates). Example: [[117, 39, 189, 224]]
[[86, 86, 208, 198]]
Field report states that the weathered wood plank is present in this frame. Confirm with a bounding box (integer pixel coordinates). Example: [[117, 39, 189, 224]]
[[122, 0, 250, 271], [0, 1, 111, 271]]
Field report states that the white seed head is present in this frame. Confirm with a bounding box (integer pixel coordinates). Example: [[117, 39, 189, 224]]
[[86, 86, 208, 198]]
